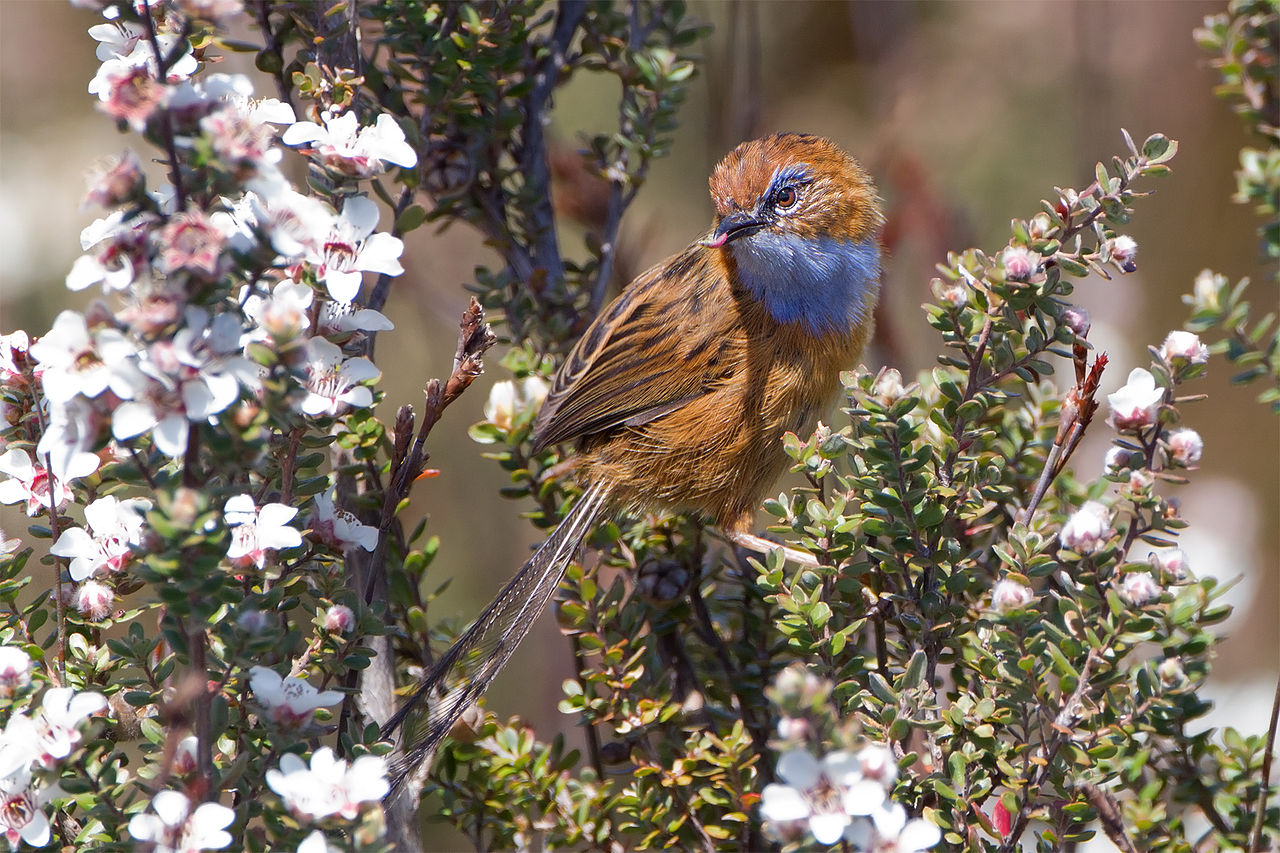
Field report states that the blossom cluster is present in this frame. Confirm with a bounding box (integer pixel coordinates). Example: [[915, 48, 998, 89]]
[[0, 664, 105, 849], [0, 1, 411, 848], [757, 668, 940, 852]]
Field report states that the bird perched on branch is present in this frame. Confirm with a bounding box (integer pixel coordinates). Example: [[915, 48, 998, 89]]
[[384, 132, 883, 789]]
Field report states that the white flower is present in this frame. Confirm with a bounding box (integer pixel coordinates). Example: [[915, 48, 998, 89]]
[[1159, 330, 1209, 366], [0, 648, 32, 697], [128, 790, 234, 853], [484, 376, 550, 432], [867, 802, 941, 852], [265, 747, 389, 820], [241, 280, 314, 344], [311, 490, 378, 553], [66, 209, 154, 293], [1119, 571, 1161, 607], [1191, 269, 1224, 313], [248, 667, 342, 729], [0, 331, 33, 386], [282, 110, 418, 178], [1148, 548, 1189, 583], [244, 189, 336, 259], [299, 338, 380, 417], [37, 396, 104, 483], [36, 687, 108, 763], [29, 311, 146, 404], [760, 748, 879, 845], [0, 450, 73, 517], [224, 495, 302, 569], [1059, 500, 1112, 554], [0, 687, 107, 776], [1166, 428, 1203, 467], [0, 766, 52, 849], [307, 196, 405, 303], [1106, 368, 1164, 431], [316, 298, 394, 337], [297, 830, 337, 853], [115, 309, 260, 458], [51, 495, 150, 581]]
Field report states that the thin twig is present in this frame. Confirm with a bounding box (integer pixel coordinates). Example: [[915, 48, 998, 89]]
[[1252, 670, 1280, 851]]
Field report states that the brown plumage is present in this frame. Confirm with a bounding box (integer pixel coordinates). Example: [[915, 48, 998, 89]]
[[384, 133, 883, 787]]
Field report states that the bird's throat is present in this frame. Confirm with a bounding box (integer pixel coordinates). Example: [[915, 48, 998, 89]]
[[730, 233, 880, 336]]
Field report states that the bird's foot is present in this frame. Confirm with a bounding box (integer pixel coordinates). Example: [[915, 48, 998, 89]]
[[727, 530, 820, 568]]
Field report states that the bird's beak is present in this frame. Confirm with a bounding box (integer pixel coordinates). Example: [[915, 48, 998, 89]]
[[698, 210, 764, 248]]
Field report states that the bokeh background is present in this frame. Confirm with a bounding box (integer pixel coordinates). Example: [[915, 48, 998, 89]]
[[2, 0, 1275, 770]]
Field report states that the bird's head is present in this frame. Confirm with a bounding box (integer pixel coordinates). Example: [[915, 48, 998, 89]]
[[699, 133, 883, 335]]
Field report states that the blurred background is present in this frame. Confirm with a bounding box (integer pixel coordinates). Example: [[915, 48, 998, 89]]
[[1, 0, 1275, 756]]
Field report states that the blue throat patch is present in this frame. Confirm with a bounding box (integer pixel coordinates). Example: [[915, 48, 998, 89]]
[[730, 233, 881, 336]]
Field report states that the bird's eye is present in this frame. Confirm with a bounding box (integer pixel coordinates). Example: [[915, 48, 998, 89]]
[[774, 186, 799, 211]]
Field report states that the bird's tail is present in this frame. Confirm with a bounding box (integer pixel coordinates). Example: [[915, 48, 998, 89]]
[[382, 483, 609, 793]]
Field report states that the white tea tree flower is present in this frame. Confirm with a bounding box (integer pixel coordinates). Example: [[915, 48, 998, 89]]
[[282, 109, 418, 179], [1106, 367, 1164, 432], [36, 396, 103, 483], [865, 802, 941, 852], [0, 766, 53, 849], [484, 376, 550, 432], [310, 489, 378, 553], [306, 195, 405, 303], [248, 667, 342, 730], [128, 790, 234, 853], [760, 748, 880, 845], [0, 687, 107, 777], [265, 746, 389, 820], [0, 450, 74, 517], [224, 495, 303, 570], [28, 310, 145, 404], [298, 337, 380, 417], [51, 494, 151, 581]]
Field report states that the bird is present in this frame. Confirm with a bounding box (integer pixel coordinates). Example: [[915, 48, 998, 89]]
[[382, 132, 883, 789]]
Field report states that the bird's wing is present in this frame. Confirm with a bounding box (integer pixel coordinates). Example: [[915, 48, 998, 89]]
[[531, 245, 732, 452]]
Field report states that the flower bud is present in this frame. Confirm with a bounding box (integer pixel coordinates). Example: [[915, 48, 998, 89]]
[[1148, 548, 1189, 583], [1119, 571, 1160, 606], [1157, 657, 1186, 686], [1106, 235, 1138, 273], [1166, 428, 1203, 467], [1000, 246, 1040, 282], [931, 277, 968, 308], [323, 604, 355, 635], [1191, 269, 1224, 313], [1159, 330, 1209, 366], [1103, 446, 1137, 474], [1028, 213, 1053, 240], [0, 646, 32, 697], [872, 368, 906, 403], [236, 608, 271, 634], [1060, 501, 1112, 554], [991, 578, 1034, 615], [1060, 305, 1091, 339], [74, 580, 114, 621]]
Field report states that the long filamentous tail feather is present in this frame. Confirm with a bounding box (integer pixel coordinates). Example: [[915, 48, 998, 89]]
[[382, 483, 609, 794]]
